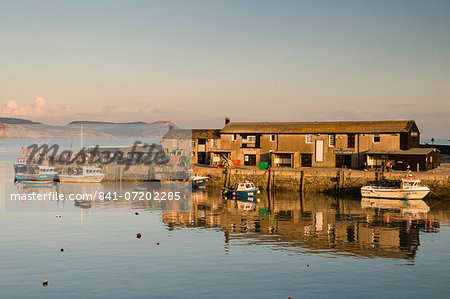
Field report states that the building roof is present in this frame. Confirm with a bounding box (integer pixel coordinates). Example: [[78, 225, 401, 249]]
[[163, 129, 220, 139], [192, 129, 221, 139], [366, 148, 439, 156], [220, 120, 417, 134]]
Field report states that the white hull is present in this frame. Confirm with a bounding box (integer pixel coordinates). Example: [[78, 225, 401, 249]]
[[59, 175, 104, 183], [361, 186, 430, 200]]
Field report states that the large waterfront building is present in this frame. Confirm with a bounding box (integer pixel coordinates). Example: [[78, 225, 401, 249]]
[[162, 118, 440, 171]]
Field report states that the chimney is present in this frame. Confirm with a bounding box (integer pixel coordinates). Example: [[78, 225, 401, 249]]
[[225, 117, 230, 125]]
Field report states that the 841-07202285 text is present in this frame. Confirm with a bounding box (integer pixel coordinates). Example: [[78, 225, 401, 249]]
[[97, 191, 182, 201], [10, 191, 184, 201]]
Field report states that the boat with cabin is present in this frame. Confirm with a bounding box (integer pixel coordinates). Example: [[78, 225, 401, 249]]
[[190, 171, 209, 188], [221, 181, 260, 198], [15, 164, 58, 182], [361, 177, 430, 200], [59, 166, 104, 183]]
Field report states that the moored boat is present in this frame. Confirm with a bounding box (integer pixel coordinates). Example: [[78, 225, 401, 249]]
[[221, 181, 260, 198], [361, 178, 430, 200], [15, 165, 58, 182], [59, 166, 104, 183], [191, 172, 209, 188]]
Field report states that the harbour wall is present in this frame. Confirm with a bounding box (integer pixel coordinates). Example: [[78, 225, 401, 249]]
[[52, 163, 450, 199], [193, 166, 450, 199]]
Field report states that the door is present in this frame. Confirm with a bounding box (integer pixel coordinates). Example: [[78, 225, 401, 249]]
[[335, 155, 351, 168], [244, 154, 256, 166], [315, 140, 324, 162], [197, 152, 206, 164], [301, 154, 312, 167]]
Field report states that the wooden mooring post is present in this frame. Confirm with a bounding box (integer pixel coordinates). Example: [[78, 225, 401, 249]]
[[299, 170, 305, 193]]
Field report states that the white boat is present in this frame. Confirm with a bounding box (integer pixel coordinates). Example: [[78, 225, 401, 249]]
[[59, 166, 104, 183], [190, 171, 209, 188], [361, 178, 430, 200]]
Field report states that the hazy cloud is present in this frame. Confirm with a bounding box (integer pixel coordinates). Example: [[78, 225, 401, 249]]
[[2, 97, 71, 121]]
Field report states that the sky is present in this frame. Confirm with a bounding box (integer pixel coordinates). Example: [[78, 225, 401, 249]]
[[0, 0, 449, 139]]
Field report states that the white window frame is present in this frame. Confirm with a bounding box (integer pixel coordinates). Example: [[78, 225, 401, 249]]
[[373, 134, 381, 143], [306, 134, 313, 143], [247, 135, 256, 143], [232, 134, 236, 141], [270, 134, 276, 142], [211, 139, 217, 148], [315, 140, 324, 162], [329, 134, 336, 147]]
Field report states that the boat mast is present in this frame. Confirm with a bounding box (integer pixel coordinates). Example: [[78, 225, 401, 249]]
[[80, 124, 84, 149]]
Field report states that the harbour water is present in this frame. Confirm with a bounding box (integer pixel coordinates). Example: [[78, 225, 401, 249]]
[[1, 160, 450, 298]]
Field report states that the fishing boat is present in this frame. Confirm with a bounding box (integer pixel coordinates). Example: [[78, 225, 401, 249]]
[[221, 181, 260, 198], [361, 178, 430, 200], [190, 172, 209, 188], [15, 165, 58, 182], [59, 166, 104, 183]]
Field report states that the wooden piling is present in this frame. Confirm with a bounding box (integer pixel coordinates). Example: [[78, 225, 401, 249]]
[[300, 170, 304, 193]]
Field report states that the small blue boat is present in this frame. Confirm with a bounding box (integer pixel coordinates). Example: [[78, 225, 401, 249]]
[[15, 165, 58, 182], [221, 181, 260, 198]]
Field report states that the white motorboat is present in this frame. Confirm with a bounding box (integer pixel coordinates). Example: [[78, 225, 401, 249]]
[[361, 178, 430, 200], [190, 171, 209, 188], [59, 166, 104, 183]]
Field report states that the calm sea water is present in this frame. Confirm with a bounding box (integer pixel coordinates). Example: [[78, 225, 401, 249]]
[[1, 141, 450, 298]]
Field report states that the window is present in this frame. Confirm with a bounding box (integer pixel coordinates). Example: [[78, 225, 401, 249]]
[[306, 134, 313, 143], [232, 134, 237, 141], [329, 134, 336, 147], [270, 134, 275, 142], [211, 139, 217, 147], [347, 134, 355, 148], [373, 134, 380, 143], [247, 136, 256, 143]]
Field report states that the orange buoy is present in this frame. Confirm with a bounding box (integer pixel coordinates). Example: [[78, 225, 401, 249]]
[[277, 238, 281, 242]]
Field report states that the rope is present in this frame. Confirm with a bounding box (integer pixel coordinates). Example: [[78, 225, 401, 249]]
[[429, 189, 448, 200]]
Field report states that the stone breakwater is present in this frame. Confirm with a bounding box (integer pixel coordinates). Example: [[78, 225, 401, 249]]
[[193, 166, 450, 199]]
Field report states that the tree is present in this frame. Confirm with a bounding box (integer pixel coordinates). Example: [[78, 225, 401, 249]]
[[431, 138, 435, 145]]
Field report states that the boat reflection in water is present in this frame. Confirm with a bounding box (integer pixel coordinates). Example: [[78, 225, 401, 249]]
[[361, 198, 430, 219], [163, 190, 444, 261]]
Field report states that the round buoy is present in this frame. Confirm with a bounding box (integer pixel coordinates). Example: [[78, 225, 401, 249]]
[[157, 242, 160, 245], [42, 280, 48, 287], [307, 265, 310, 267], [56, 215, 61, 219], [60, 248, 64, 252], [277, 238, 281, 242], [135, 212, 139, 215], [136, 233, 142, 239]]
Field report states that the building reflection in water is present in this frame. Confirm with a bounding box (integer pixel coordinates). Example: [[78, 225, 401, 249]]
[[162, 189, 446, 261], [13, 181, 446, 260]]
